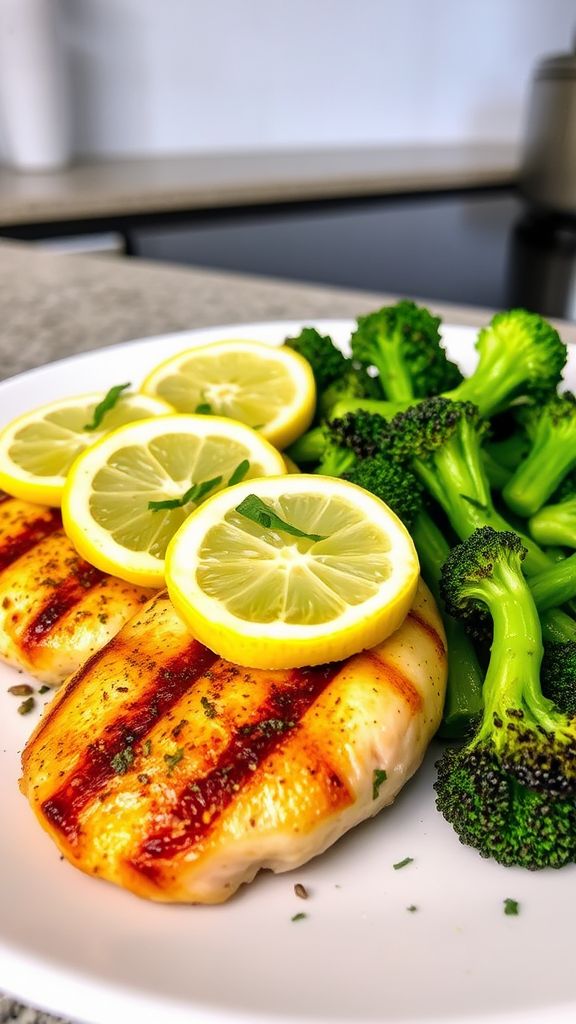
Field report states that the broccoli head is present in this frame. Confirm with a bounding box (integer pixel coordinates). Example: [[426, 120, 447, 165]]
[[503, 392, 576, 517], [440, 527, 576, 799], [542, 642, 576, 717], [378, 397, 551, 576], [435, 745, 576, 869], [284, 327, 347, 392], [343, 457, 423, 528], [350, 300, 463, 403], [447, 309, 566, 418]]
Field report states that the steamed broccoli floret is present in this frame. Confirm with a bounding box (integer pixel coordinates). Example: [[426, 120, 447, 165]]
[[502, 392, 576, 517], [287, 405, 399, 468], [343, 457, 423, 527], [284, 327, 347, 392], [318, 365, 382, 420], [446, 309, 566, 418], [435, 745, 576, 869], [350, 300, 463, 403], [530, 496, 576, 550], [528, 552, 576, 612], [440, 528, 576, 799], [542, 642, 576, 717], [377, 397, 551, 575]]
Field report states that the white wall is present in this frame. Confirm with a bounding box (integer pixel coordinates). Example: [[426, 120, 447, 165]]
[[58, 0, 575, 156]]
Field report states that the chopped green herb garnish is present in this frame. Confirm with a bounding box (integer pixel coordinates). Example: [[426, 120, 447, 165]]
[[17, 696, 35, 715], [406, 905, 418, 912], [38, 685, 50, 695], [164, 747, 185, 773], [291, 912, 307, 922], [393, 856, 414, 870], [148, 475, 222, 511], [504, 898, 519, 916], [227, 459, 250, 486], [372, 768, 387, 799], [194, 402, 212, 414], [235, 494, 327, 542], [200, 695, 218, 719], [142, 739, 152, 756], [83, 383, 131, 431], [111, 745, 134, 774]]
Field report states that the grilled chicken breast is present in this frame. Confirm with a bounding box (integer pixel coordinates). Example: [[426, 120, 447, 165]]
[[0, 493, 154, 683], [21, 580, 447, 903]]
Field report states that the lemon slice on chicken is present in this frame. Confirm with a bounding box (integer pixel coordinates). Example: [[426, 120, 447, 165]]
[[62, 415, 287, 587], [165, 475, 419, 669], [141, 339, 315, 449], [0, 390, 174, 506]]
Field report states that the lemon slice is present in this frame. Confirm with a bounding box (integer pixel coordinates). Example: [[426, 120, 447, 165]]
[[165, 475, 419, 669], [62, 415, 287, 587], [141, 339, 315, 449], [0, 391, 174, 506]]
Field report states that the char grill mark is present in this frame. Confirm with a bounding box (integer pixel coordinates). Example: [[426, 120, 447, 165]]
[[0, 510, 62, 573], [363, 652, 422, 714], [21, 562, 106, 648], [130, 661, 345, 877], [0, 492, 10, 504], [41, 640, 219, 843], [407, 610, 446, 660]]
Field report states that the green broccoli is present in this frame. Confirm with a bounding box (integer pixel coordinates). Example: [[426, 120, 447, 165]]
[[284, 327, 347, 392], [435, 744, 576, 869], [529, 471, 576, 549], [542, 642, 576, 717], [440, 528, 576, 800], [350, 300, 463, 403], [373, 397, 551, 576], [445, 309, 566, 418], [410, 511, 484, 738], [317, 365, 382, 420], [286, 406, 399, 468], [502, 393, 576, 517], [528, 552, 576, 612]]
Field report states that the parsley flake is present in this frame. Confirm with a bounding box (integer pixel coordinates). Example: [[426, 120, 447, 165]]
[[372, 767, 387, 799], [111, 746, 134, 774], [504, 898, 519, 916], [164, 748, 185, 773], [17, 696, 35, 715], [291, 912, 307, 922], [393, 856, 414, 870], [200, 695, 218, 719]]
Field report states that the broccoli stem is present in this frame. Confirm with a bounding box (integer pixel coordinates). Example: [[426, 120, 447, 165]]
[[411, 512, 484, 738], [482, 449, 512, 490], [540, 608, 576, 643], [530, 501, 576, 549], [529, 553, 576, 612], [329, 397, 407, 420], [286, 427, 326, 464], [503, 443, 576, 518], [412, 417, 550, 575], [470, 561, 549, 745]]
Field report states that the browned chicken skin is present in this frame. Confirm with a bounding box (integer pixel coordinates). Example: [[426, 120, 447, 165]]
[[0, 493, 154, 683], [21, 581, 447, 904]]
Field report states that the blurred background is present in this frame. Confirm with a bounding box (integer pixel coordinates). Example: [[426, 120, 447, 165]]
[[0, 0, 575, 317]]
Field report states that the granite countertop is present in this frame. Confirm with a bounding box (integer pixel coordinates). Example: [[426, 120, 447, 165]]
[[0, 143, 518, 227], [0, 239, 573, 1024]]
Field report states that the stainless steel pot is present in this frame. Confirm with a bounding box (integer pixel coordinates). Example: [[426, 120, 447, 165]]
[[520, 45, 576, 214]]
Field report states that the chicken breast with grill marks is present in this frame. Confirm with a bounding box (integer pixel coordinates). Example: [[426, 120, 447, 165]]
[[21, 580, 447, 904], [0, 492, 154, 684]]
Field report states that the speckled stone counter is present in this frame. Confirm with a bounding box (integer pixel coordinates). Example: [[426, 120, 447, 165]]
[[0, 240, 574, 1024]]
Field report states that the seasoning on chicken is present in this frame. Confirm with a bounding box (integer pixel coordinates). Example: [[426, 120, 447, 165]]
[[21, 580, 447, 904], [0, 493, 154, 684]]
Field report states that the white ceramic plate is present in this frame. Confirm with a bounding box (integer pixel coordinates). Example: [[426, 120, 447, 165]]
[[1, 320, 575, 1024]]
